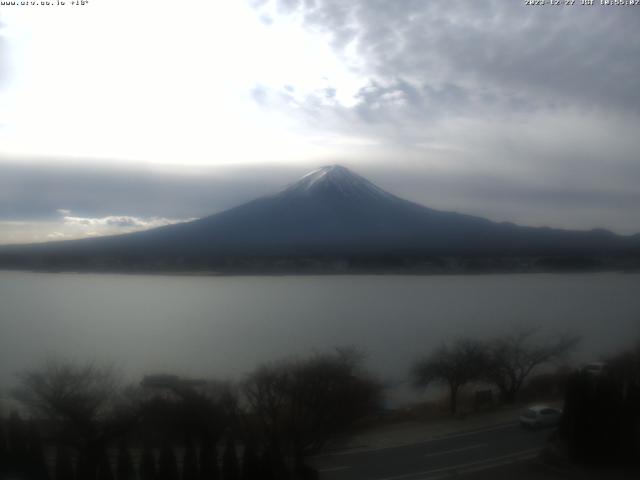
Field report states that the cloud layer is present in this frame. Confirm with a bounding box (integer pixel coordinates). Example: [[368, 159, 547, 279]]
[[0, 161, 287, 244], [246, 1, 640, 233], [60, 214, 178, 229], [255, 0, 640, 115]]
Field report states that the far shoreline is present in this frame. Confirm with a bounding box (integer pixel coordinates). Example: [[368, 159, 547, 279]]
[[1, 266, 638, 278]]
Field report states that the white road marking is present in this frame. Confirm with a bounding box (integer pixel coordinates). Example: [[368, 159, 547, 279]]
[[424, 443, 487, 457], [375, 447, 540, 480], [316, 422, 518, 457], [429, 450, 541, 479], [438, 422, 519, 440], [318, 466, 350, 472]]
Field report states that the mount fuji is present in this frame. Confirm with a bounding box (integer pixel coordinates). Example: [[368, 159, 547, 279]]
[[1, 165, 638, 272]]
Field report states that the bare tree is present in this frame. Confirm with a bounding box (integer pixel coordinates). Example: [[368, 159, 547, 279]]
[[15, 361, 120, 421], [13, 359, 137, 477], [485, 329, 579, 403], [139, 374, 233, 446], [412, 339, 488, 415], [243, 348, 381, 458]]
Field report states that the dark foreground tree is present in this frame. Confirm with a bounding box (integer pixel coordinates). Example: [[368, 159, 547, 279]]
[[560, 343, 640, 465], [0, 417, 7, 476], [138, 374, 233, 453], [258, 446, 285, 480], [157, 441, 179, 480], [6, 412, 29, 475], [412, 339, 488, 415], [140, 444, 157, 480], [182, 439, 198, 480], [222, 435, 239, 480], [199, 439, 220, 480], [116, 441, 136, 480], [240, 439, 261, 480], [243, 347, 381, 457], [54, 445, 75, 480], [26, 420, 49, 480], [484, 329, 579, 403], [97, 451, 115, 480], [13, 360, 138, 477]]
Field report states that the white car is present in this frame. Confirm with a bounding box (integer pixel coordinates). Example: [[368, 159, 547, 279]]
[[519, 405, 562, 429]]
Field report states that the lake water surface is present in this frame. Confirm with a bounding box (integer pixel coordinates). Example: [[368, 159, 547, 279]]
[[1, 271, 639, 405]]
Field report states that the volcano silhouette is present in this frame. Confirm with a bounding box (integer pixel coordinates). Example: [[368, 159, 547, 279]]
[[1, 165, 638, 270]]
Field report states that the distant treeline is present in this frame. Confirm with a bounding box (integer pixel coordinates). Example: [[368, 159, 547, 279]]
[[1, 251, 638, 274]]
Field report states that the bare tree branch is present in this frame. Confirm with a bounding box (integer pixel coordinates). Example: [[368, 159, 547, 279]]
[[485, 329, 580, 403], [412, 339, 488, 415]]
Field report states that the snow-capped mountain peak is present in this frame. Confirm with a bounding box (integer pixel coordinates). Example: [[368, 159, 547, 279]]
[[280, 165, 396, 200], [2, 164, 636, 269]]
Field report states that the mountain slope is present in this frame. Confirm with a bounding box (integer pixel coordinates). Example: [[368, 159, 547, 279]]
[[1, 165, 639, 270]]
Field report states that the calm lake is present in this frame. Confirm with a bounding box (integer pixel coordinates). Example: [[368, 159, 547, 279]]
[[1, 271, 639, 405]]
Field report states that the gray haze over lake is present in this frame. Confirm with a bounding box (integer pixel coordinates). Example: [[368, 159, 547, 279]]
[[1, 271, 639, 405]]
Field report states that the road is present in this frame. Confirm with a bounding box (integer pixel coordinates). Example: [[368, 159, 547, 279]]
[[312, 423, 553, 480]]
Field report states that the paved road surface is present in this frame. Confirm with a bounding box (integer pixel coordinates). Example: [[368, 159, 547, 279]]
[[313, 423, 553, 480]]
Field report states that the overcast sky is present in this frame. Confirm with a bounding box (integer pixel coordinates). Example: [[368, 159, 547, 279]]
[[0, 0, 639, 243]]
